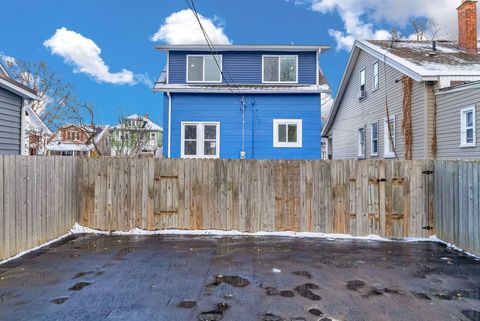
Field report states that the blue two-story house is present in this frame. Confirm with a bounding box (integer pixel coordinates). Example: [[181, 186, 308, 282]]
[[154, 44, 331, 159]]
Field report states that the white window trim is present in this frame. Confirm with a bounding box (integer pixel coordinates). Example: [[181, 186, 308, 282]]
[[373, 62, 379, 91], [273, 119, 302, 148], [460, 106, 476, 148], [370, 122, 379, 156], [180, 122, 220, 159], [186, 55, 223, 83], [357, 126, 366, 159], [262, 55, 299, 84], [384, 115, 396, 158]]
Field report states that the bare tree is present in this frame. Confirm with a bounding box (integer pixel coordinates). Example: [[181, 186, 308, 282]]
[[67, 102, 105, 156], [2, 58, 77, 130], [411, 17, 430, 41], [110, 114, 159, 156]]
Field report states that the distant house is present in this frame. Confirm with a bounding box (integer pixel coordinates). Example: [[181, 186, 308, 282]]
[[322, 0, 480, 160], [47, 124, 110, 156], [0, 63, 39, 155], [24, 105, 52, 155], [110, 114, 163, 157], [154, 44, 331, 160]]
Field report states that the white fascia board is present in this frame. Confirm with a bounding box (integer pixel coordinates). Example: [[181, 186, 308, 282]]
[[0, 77, 40, 100], [153, 84, 325, 94]]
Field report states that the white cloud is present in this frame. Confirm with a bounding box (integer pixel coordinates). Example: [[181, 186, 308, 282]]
[[44, 27, 150, 86], [309, 0, 462, 51], [151, 9, 231, 45]]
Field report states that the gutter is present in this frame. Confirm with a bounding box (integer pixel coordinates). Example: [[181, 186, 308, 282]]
[[20, 101, 28, 155], [167, 92, 172, 158]]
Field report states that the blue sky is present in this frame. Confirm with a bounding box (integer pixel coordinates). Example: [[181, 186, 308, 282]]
[[0, 0, 460, 127]]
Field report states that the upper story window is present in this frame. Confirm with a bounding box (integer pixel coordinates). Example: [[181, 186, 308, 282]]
[[273, 119, 302, 148], [187, 55, 222, 83], [371, 122, 379, 156], [357, 126, 366, 159], [384, 115, 396, 158], [360, 69, 366, 92], [263, 56, 298, 83], [373, 62, 379, 90], [460, 106, 476, 147]]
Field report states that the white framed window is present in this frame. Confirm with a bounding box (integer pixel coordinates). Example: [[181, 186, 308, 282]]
[[373, 62, 379, 90], [360, 68, 366, 92], [460, 106, 476, 147], [384, 115, 396, 158], [371, 122, 379, 156], [273, 119, 302, 148], [357, 126, 366, 159], [181, 122, 220, 158], [262, 55, 298, 83], [186, 55, 222, 83]]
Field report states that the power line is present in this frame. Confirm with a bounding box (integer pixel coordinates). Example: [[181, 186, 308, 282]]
[[184, 0, 244, 104]]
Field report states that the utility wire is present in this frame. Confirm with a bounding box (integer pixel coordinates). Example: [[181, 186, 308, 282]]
[[184, 0, 244, 104]]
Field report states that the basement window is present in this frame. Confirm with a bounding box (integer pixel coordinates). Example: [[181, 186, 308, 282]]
[[187, 55, 222, 83], [263, 56, 298, 83], [181, 122, 220, 158], [460, 106, 476, 147], [273, 119, 302, 148]]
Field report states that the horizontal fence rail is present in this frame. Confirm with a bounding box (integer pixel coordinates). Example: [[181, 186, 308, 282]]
[[1, 156, 478, 261], [77, 158, 435, 239]]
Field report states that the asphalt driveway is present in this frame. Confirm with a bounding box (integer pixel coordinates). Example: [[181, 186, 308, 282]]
[[0, 234, 479, 321]]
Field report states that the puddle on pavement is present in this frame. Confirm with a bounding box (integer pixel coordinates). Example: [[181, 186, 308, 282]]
[[435, 289, 480, 300], [210, 275, 250, 288], [346, 280, 366, 291], [261, 313, 284, 321], [215, 303, 230, 312], [198, 310, 223, 321], [280, 290, 295, 298], [51, 297, 69, 304], [177, 301, 196, 308], [294, 283, 321, 301], [411, 292, 431, 300], [308, 308, 323, 316], [68, 282, 91, 291], [462, 310, 480, 321], [292, 271, 312, 279]]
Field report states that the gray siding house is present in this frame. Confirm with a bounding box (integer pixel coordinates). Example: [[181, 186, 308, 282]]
[[323, 0, 480, 160], [0, 64, 39, 155], [436, 81, 480, 159]]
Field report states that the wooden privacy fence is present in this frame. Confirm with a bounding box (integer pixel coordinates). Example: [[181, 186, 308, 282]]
[[78, 158, 435, 238], [435, 160, 480, 256], [0, 156, 80, 261]]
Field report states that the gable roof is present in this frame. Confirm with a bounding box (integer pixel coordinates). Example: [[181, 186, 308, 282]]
[[322, 40, 480, 137], [25, 104, 52, 135], [0, 63, 39, 100], [112, 114, 163, 131]]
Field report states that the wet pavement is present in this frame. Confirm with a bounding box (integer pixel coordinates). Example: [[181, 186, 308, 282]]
[[1, 234, 480, 321]]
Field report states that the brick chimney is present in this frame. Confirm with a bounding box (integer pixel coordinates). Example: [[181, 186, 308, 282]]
[[458, 0, 478, 54]]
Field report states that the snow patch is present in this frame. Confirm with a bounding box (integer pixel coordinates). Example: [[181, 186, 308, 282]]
[[0, 231, 73, 265]]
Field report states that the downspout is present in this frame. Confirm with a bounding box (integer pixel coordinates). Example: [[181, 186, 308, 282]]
[[167, 92, 172, 158], [20, 100, 27, 156]]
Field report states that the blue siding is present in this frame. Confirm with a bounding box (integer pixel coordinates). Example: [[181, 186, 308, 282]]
[[0, 87, 22, 155], [169, 51, 317, 85], [163, 93, 322, 160]]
